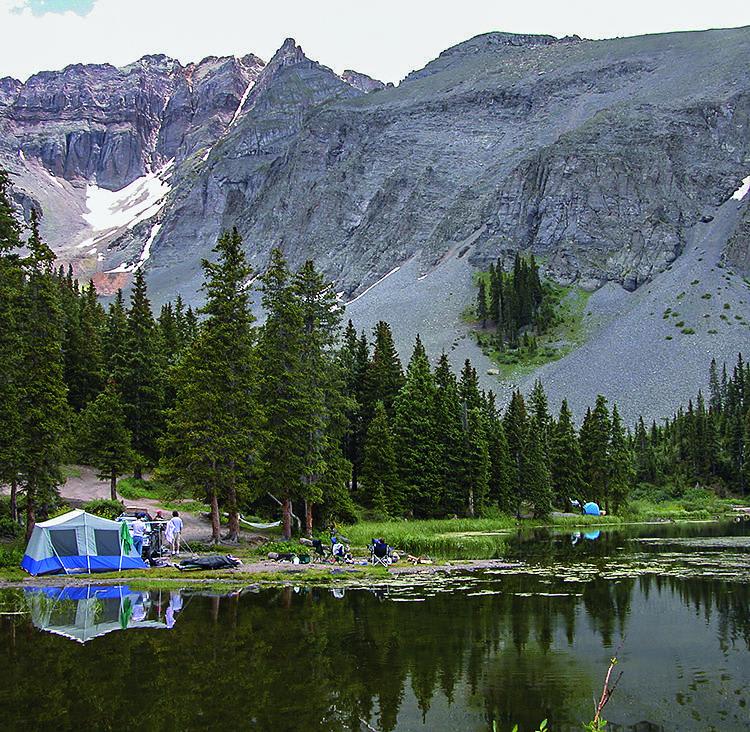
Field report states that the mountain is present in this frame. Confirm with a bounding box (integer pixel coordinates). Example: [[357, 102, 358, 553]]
[[1, 29, 749, 422]]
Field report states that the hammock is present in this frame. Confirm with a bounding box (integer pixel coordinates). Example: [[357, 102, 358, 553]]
[[241, 519, 281, 530]]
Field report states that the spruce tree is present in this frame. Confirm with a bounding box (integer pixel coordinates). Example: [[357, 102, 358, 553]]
[[476, 278, 488, 327], [550, 399, 585, 507], [433, 354, 465, 515], [19, 210, 69, 538], [485, 416, 515, 513], [160, 229, 260, 542], [257, 249, 308, 539], [364, 321, 404, 419], [608, 404, 633, 513], [122, 269, 164, 477], [520, 418, 553, 517], [103, 289, 128, 382], [360, 401, 400, 516], [79, 380, 135, 499], [581, 395, 611, 507], [503, 390, 528, 503], [294, 259, 350, 534], [464, 407, 491, 516], [0, 169, 25, 522], [393, 336, 440, 517]]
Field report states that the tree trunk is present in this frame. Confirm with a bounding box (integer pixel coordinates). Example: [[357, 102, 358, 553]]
[[133, 464, 143, 480], [210, 490, 221, 544], [226, 480, 239, 543], [304, 499, 313, 538], [9, 477, 17, 523], [282, 496, 293, 540], [25, 490, 36, 543], [110, 469, 117, 501], [467, 485, 475, 518]]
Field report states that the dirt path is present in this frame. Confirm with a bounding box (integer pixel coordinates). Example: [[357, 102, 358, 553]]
[[60, 466, 229, 543]]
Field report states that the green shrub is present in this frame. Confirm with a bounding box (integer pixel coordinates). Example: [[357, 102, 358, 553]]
[[701, 293, 712, 299], [724, 303, 731, 309], [0, 517, 21, 539], [0, 544, 24, 568], [674, 320, 685, 328], [83, 499, 123, 520], [681, 327, 695, 335]]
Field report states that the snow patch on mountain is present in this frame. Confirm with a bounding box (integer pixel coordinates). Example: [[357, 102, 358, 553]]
[[731, 175, 750, 201], [83, 161, 173, 233]]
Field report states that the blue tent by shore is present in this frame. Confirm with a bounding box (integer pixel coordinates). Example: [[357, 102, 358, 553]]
[[21, 509, 147, 576], [583, 502, 601, 516]]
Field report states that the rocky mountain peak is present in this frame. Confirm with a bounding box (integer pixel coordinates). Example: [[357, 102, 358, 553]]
[[268, 37, 306, 69], [341, 69, 385, 93], [0, 76, 22, 106]]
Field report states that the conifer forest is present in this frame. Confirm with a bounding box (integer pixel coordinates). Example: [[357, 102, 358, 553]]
[[1, 168, 748, 543]]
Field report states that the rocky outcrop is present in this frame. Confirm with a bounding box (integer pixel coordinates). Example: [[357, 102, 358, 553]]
[[340, 70, 385, 93], [722, 201, 750, 272], [2, 52, 265, 191]]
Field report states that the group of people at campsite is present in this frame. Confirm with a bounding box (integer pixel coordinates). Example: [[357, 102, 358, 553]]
[[129, 510, 184, 558]]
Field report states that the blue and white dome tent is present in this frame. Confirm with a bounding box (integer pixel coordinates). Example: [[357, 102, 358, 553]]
[[21, 509, 147, 576]]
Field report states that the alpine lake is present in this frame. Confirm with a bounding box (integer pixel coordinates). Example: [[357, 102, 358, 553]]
[[1, 521, 748, 731]]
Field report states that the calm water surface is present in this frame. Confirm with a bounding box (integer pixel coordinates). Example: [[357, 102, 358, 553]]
[[1, 521, 748, 731]]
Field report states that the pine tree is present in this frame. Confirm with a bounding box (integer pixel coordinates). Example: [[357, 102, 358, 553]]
[[339, 322, 370, 497], [19, 210, 69, 538], [485, 416, 514, 513], [256, 249, 309, 539], [0, 168, 25, 522], [78, 380, 135, 499], [608, 404, 633, 513], [581, 395, 611, 508], [103, 289, 128, 382], [503, 390, 528, 507], [293, 259, 351, 534], [364, 321, 404, 419], [550, 399, 584, 507], [393, 336, 440, 517], [71, 280, 105, 409], [360, 401, 400, 516], [521, 417, 552, 517], [476, 278, 488, 327], [464, 407, 490, 516], [708, 358, 723, 413], [122, 269, 164, 477], [160, 229, 260, 542], [433, 354, 465, 515]]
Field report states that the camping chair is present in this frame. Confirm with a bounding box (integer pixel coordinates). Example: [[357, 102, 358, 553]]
[[370, 538, 391, 568]]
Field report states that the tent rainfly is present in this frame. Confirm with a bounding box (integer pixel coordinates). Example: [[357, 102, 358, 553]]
[[21, 509, 147, 576]]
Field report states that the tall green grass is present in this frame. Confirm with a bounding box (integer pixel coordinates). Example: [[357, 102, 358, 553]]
[[339, 516, 621, 559]]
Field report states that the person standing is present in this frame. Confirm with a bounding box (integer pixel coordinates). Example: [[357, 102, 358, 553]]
[[132, 514, 146, 557], [167, 511, 183, 555]]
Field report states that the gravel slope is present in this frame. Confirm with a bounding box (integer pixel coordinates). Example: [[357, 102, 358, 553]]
[[348, 194, 750, 426]]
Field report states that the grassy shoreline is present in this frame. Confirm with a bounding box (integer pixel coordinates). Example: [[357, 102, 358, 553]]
[[1, 500, 744, 587]]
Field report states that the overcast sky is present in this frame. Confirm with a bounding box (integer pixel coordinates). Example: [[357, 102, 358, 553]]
[[2, 0, 749, 82]]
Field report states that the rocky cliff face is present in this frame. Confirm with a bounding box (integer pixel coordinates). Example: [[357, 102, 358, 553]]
[[2, 28, 749, 302]]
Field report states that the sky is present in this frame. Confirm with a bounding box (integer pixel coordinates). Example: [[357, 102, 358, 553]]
[[1, 0, 749, 82]]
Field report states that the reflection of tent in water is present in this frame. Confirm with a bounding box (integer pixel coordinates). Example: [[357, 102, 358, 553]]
[[21, 509, 147, 575], [24, 586, 168, 643]]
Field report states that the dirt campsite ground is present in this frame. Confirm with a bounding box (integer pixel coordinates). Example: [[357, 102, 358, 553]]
[[60, 466, 213, 541]]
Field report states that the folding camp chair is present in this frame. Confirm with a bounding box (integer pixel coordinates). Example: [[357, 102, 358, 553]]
[[370, 539, 390, 568]]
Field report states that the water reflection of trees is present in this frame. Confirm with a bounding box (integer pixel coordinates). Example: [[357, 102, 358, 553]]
[[638, 575, 750, 651], [1, 574, 748, 731]]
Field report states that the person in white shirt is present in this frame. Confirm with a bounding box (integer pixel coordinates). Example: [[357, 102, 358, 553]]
[[166, 511, 183, 555], [132, 515, 146, 557]]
